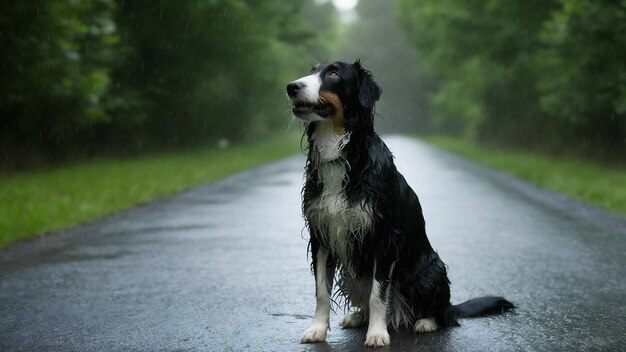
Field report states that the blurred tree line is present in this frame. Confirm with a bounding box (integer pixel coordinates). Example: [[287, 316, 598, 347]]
[[398, 0, 626, 157], [334, 0, 432, 135], [0, 0, 335, 169]]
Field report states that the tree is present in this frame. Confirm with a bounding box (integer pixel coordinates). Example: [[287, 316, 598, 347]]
[[398, 0, 557, 141], [0, 0, 121, 164], [538, 0, 626, 152], [398, 0, 626, 155], [0, 0, 335, 168]]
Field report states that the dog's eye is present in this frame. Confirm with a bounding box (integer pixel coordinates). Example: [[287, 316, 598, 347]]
[[329, 71, 338, 78]]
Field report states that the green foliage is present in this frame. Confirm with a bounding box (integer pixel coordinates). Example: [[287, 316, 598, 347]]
[[538, 0, 626, 149], [424, 136, 626, 217], [0, 133, 301, 247], [0, 0, 333, 169], [399, 0, 626, 156], [0, 0, 121, 160]]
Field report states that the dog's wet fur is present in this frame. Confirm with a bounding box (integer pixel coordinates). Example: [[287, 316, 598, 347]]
[[287, 60, 514, 347]]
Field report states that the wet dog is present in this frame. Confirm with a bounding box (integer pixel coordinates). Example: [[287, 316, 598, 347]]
[[286, 60, 514, 347]]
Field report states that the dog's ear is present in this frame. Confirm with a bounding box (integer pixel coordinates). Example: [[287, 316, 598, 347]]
[[354, 59, 382, 110]]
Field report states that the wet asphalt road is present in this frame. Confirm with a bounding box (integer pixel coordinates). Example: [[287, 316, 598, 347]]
[[1, 136, 625, 352]]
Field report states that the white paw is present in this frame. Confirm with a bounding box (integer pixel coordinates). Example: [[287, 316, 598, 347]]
[[300, 322, 328, 343], [364, 326, 391, 347], [340, 312, 365, 328], [414, 318, 439, 333]]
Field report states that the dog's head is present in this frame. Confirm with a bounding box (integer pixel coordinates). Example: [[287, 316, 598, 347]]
[[286, 60, 382, 132]]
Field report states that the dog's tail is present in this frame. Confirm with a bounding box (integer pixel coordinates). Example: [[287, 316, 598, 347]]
[[442, 296, 515, 327]]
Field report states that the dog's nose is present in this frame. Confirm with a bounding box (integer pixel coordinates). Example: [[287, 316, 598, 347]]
[[287, 82, 303, 98]]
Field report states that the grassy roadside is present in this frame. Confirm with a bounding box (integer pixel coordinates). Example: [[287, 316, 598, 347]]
[[0, 133, 302, 247], [422, 136, 626, 217]]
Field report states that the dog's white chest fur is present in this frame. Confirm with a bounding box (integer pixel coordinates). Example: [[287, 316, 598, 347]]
[[306, 122, 373, 267]]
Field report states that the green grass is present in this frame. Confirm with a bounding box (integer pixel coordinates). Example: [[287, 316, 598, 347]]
[[423, 136, 626, 217], [0, 133, 302, 247]]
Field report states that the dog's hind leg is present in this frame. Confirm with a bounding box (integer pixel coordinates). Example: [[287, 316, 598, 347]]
[[340, 278, 370, 329], [414, 318, 439, 333], [301, 247, 335, 343], [341, 311, 365, 328]]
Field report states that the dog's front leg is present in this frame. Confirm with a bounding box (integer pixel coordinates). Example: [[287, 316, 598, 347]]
[[300, 247, 335, 343], [365, 260, 391, 347]]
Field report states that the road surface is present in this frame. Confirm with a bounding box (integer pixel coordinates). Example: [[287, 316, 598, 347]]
[[1, 136, 624, 351]]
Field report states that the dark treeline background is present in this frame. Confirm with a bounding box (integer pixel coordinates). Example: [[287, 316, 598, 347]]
[[397, 0, 626, 157], [1, 0, 624, 170], [332, 0, 432, 135], [0, 0, 336, 169]]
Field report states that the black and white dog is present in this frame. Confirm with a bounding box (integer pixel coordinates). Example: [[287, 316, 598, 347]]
[[286, 60, 513, 347]]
